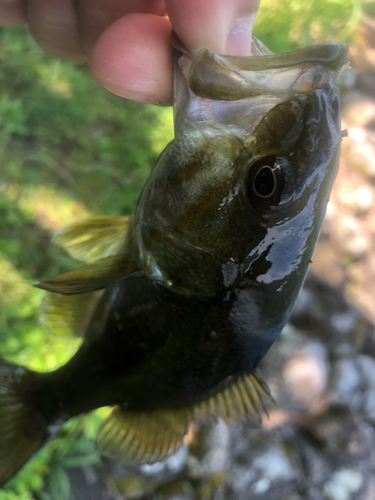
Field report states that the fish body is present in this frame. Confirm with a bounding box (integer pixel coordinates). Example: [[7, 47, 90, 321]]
[[0, 35, 348, 485]]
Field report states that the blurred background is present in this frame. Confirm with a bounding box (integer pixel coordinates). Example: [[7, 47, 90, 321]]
[[0, 0, 374, 499]]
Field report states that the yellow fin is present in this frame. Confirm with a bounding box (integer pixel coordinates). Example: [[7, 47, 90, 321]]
[[0, 361, 49, 487], [35, 255, 141, 295], [41, 290, 104, 338], [97, 406, 191, 465], [53, 216, 131, 263], [194, 371, 274, 424], [97, 371, 274, 466]]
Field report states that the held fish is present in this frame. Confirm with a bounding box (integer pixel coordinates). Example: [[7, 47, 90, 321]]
[[0, 35, 348, 486]]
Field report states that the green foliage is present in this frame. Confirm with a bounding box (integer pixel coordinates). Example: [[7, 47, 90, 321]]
[[2, 413, 103, 500], [0, 25, 172, 500], [254, 0, 365, 52]]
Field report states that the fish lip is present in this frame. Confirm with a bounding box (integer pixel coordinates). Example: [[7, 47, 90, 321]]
[[183, 38, 348, 102], [227, 41, 349, 71], [268, 42, 347, 71], [172, 30, 348, 71]]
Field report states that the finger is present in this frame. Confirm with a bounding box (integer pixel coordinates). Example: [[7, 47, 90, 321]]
[[77, 0, 165, 55], [165, 0, 261, 55], [27, 0, 84, 59], [0, 0, 27, 26], [90, 14, 173, 105], [26, 0, 166, 60], [90, 0, 261, 105]]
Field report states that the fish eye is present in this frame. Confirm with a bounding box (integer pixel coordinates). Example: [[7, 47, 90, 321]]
[[254, 166, 275, 196], [247, 157, 285, 211]]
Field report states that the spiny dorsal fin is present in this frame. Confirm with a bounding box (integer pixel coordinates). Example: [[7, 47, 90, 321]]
[[193, 371, 274, 424], [97, 406, 191, 465], [97, 371, 274, 466], [41, 290, 104, 338], [53, 216, 132, 263], [35, 255, 141, 295]]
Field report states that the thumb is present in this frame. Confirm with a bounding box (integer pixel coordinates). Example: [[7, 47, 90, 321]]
[[165, 0, 261, 56]]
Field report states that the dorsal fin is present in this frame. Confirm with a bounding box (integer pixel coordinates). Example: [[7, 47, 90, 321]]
[[193, 371, 274, 424], [35, 255, 141, 295], [97, 371, 274, 465], [53, 215, 132, 263], [41, 290, 104, 338]]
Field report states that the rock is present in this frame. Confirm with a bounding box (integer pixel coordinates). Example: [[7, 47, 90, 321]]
[[342, 92, 375, 127], [223, 432, 298, 500], [345, 127, 375, 179], [331, 212, 370, 259], [323, 469, 364, 500], [282, 343, 328, 409], [357, 355, 375, 424], [329, 356, 364, 411], [186, 419, 231, 479], [154, 480, 194, 500], [335, 181, 373, 215]]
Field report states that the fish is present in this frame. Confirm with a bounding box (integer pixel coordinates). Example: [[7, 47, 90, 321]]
[[0, 33, 348, 486]]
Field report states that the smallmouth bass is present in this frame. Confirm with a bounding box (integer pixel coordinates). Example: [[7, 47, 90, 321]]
[[0, 35, 348, 486]]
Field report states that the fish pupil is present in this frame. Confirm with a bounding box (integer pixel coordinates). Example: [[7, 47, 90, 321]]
[[247, 156, 285, 211], [254, 166, 275, 197]]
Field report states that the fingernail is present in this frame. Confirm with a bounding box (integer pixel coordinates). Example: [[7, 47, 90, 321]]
[[226, 15, 256, 56]]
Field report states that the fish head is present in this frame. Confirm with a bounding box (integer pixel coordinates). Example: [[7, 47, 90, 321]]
[[133, 37, 348, 301]]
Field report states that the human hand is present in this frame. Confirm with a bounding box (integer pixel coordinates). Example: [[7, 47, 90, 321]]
[[0, 0, 260, 105]]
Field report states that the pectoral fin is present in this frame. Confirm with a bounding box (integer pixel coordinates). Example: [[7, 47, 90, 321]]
[[53, 215, 132, 263], [41, 290, 104, 338], [35, 255, 141, 295]]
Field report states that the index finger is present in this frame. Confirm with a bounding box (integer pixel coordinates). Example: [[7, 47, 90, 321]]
[[90, 0, 261, 105]]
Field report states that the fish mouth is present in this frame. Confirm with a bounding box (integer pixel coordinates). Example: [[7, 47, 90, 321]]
[[174, 33, 348, 102], [173, 34, 348, 137]]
